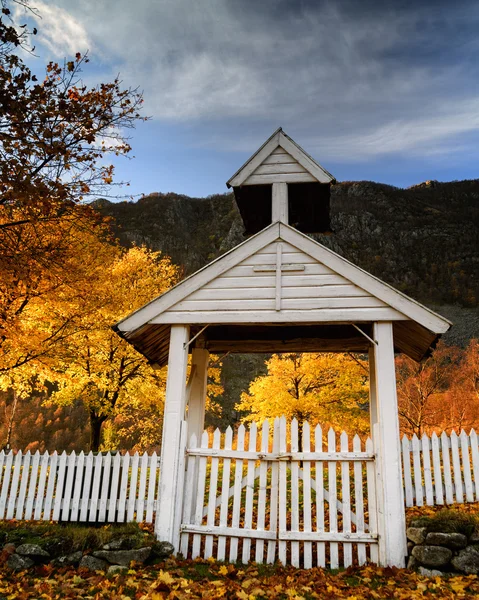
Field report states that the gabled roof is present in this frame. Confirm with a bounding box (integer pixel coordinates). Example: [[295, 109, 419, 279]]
[[114, 222, 452, 365], [226, 128, 336, 187]]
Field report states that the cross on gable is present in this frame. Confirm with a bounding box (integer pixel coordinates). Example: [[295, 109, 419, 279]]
[[253, 242, 305, 310]]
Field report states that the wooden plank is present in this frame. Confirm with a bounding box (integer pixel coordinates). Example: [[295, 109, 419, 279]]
[[89, 452, 103, 522], [154, 307, 405, 325], [34, 452, 50, 520], [229, 425, 245, 562], [450, 431, 464, 503], [205, 274, 347, 289], [267, 418, 280, 564], [16, 451, 30, 520], [136, 453, 149, 523], [117, 224, 280, 331], [42, 451, 57, 521], [422, 435, 434, 506], [70, 451, 84, 522], [183, 524, 277, 541], [146, 453, 158, 523], [219, 262, 333, 278], [402, 436, 413, 507], [254, 162, 307, 175], [0, 451, 13, 519], [278, 417, 288, 565], [366, 437, 379, 564], [52, 451, 67, 522], [263, 151, 298, 165], [441, 432, 454, 505], [187, 448, 374, 462], [460, 430, 474, 503], [217, 427, 233, 561], [431, 433, 444, 505], [315, 425, 325, 568], [470, 430, 479, 501], [127, 453, 139, 522], [245, 172, 317, 185], [191, 284, 371, 302], [192, 431, 209, 559], [412, 435, 423, 506], [302, 421, 313, 569], [341, 432, 352, 568], [25, 451, 40, 520], [242, 423, 257, 563], [353, 436, 367, 565], [80, 452, 94, 522], [275, 242, 282, 310], [62, 452, 76, 521], [290, 419, 300, 567], [180, 436, 197, 558], [108, 453, 122, 522], [255, 421, 269, 564], [7, 451, 23, 520], [117, 453, 130, 523], [328, 429, 339, 569], [243, 252, 315, 266], [98, 453, 112, 522], [205, 429, 221, 559]]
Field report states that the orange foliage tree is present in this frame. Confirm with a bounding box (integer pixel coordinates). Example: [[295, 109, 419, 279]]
[[236, 352, 370, 437]]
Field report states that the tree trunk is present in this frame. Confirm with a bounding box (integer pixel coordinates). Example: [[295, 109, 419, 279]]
[[4, 390, 19, 451], [89, 412, 107, 452]]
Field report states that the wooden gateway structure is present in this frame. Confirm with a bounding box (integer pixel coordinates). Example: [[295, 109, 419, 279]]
[[115, 128, 451, 568]]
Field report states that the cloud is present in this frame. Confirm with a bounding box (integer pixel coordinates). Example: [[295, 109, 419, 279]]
[[24, 0, 479, 162]]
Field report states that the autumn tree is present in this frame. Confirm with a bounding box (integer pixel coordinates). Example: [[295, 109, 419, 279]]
[[236, 352, 370, 437], [0, 0, 145, 373]]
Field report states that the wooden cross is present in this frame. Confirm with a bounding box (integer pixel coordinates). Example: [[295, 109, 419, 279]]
[[253, 242, 305, 311]]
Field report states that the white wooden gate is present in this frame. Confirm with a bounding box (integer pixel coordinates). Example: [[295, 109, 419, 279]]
[[180, 417, 378, 568]]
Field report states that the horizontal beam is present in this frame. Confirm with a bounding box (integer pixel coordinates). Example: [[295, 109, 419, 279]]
[[186, 449, 374, 462], [205, 337, 369, 353]]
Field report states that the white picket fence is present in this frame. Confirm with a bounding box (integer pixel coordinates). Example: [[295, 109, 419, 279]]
[[402, 429, 479, 507], [0, 450, 160, 523], [180, 417, 378, 569]]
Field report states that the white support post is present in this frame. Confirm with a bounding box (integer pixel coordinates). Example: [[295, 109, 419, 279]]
[[187, 348, 210, 442], [155, 324, 190, 545], [371, 321, 407, 567], [368, 346, 378, 430], [272, 182, 288, 224]]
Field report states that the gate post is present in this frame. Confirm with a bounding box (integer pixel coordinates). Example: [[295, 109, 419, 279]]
[[187, 348, 209, 441], [155, 324, 190, 548], [371, 322, 407, 567]]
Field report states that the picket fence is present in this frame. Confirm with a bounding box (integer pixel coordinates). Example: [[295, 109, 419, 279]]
[[0, 450, 160, 523]]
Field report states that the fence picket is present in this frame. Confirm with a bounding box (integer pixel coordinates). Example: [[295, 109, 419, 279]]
[[441, 432, 454, 504], [205, 429, 221, 559], [62, 452, 76, 521], [127, 453, 139, 522], [278, 416, 288, 565], [98, 453, 111, 522], [431, 433, 444, 505], [402, 436, 413, 506], [25, 451, 40, 520], [217, 428, 233, 561], [0, 452, 14, 519], [460, 430, 474, 503], [242, 423, 257, 563], [340, 431, 352, 568], [450, 431, 464, 503], [412, 435, 423, 506], [89, 452, 103, 522], [422, 435, 434, 506], [43, 451, 58, 521], [108, 453, 122, 522], [80, 452, 94, 522], [136, 453, 149, 523], [290, 419, 300, 568], [117, 453, 130, 523], [266, 418, 280, 564], [255, 421, 269, 564], [328, 428, 339, 569], [302, 421, 312, 569], [6, 451, 22, 520], [33, 452, 49, 520], [16, 451, 31, 520], [353, 435, 366, 565], [470, 430, 479, 501], [315, 424, 325, 567], [180, 435, 197, 558], [366, 436, 379, 564], [193, 431, 209, 559], [70, 451, 84, 522], [146, 452, 158, 523]]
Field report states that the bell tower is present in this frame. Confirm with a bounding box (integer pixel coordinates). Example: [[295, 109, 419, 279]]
[[226, 128, 335, 234]]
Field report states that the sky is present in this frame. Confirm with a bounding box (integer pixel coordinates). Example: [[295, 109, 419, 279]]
[[13, 0, 479, 199]]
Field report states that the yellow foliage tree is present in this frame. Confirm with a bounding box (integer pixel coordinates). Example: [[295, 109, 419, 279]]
[[236, 352, 370, 436]]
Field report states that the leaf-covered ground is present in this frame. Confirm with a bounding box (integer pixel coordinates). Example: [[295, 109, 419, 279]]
[[0, 558, 478, 599]]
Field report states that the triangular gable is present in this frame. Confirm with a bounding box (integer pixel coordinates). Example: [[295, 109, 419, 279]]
[[115, 222, 451, 335], [227, 128, 335, 187]]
